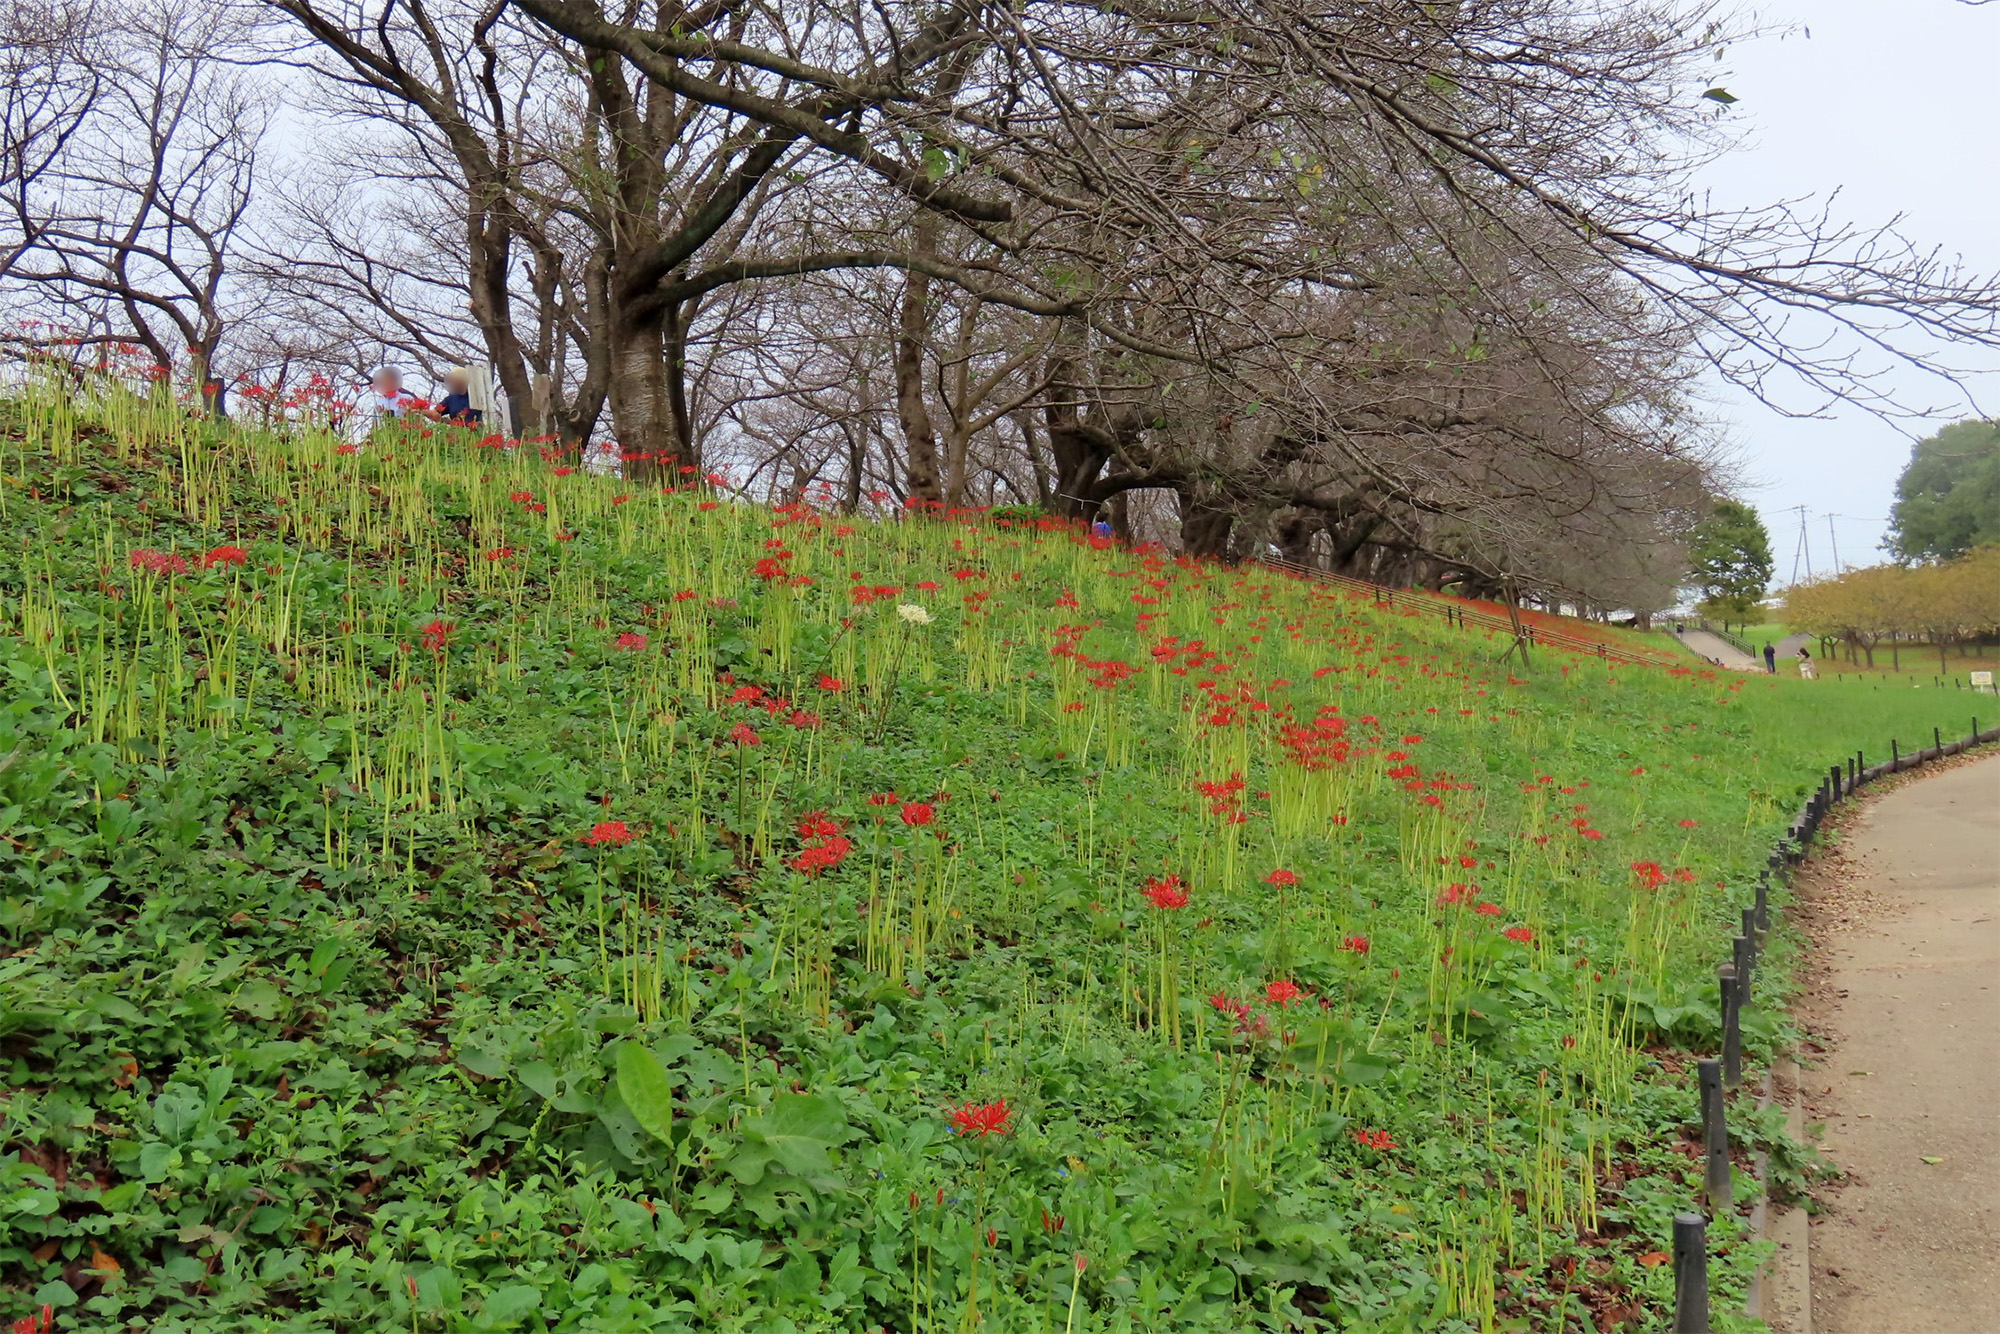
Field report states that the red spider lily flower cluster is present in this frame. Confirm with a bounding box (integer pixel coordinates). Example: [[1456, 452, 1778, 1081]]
[[1141, 874, 1189, 910], [582, 820, 635, 847], [899, 801, 935, 827], [728, 722, 761, 747], [1276, 710, 1351, 770], [129, 548, 189, 576], [10, 1304, 53, 1334], [1264, 868, 1299, 887], [792, 812, 852, 876], [816, 674, 845, 692], [948, 1098, 1012, 1138], [1263, 978, 1305, 1007], [1193, 772, 1248, 822], [1503, 926, 1535, 944], [201, 544, 248, 568], [1207, 993, 1270, 1039], [752, 540, 795, 582], [613, 632, 648, 652], [848, 578, 903, 605], [420, 619, 453, 654], [1352, 1129, 1397, 1152], [1340, 934, 1370, 955]]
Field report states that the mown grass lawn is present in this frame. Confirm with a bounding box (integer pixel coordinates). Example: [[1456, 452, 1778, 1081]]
[[0, 384, 1980, 1333]]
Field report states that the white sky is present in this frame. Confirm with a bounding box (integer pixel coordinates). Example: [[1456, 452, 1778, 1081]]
[[1694, 0, 2000, 580]]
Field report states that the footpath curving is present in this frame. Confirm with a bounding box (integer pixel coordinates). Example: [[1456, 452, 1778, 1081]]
[[1778, 753, 2000, 1333], [1677, 627, 1762, 672]]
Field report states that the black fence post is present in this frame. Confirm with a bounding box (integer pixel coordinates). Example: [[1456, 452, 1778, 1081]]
[[1733, 931, 1754, 1004], [1891, 738, 1899, 770], [1673, 1213, 1711, 1334], [1720, 964, 1741, 1088], [1698, 1057, 1730, 1212]]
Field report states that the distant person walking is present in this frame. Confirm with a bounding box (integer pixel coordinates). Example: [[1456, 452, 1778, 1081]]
[[1763, 641, 1776, 673], [1797, 646, 1817, 680], [424, 367, 482, 426]]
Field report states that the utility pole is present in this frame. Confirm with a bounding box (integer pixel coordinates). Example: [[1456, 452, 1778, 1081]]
[[1826, 514, 1842, 573], [1787, 505, 1813, 586]]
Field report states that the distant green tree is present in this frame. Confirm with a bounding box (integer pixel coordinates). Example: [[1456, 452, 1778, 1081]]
[[1887, 420, 2000, 561], [1688, 498, 1774, 627]]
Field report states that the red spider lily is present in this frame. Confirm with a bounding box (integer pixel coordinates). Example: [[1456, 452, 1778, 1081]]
[[1041, 1207, 1066, 1233], [1678, 819, 1699, 829], [10, 1306, 53, 1334], [797, 812, 842, 839], [201, 544, 248, 568], [1339, 934, 1370, 955], [1352, 1128, 1397, 1151], [613, 633, 648, 652], [129, 548, 188, 576], [508, 490, 533, 503], [727, 685, 766, 705], [1631, 861, 1666, 889], [793, 833, 852, 875], [1504, 926, 1535, 944], [867, 792, 898, 806], [1263, 978, 1304, 1007], [948, 1099, 1012, 1137], [1473, 901, 1502, 918], [816, 674, 846, 692], [899, 801, 935, 827], [335, 442, 359, 455], [1141, 875, 1189, 910], [420, 619, 453, 653], [483, 546, 513, 561], [728, 722, 761, 747], [1264, 868, 1299, 887], [582, 821, 635, 847], [785, 709, 821, 729]]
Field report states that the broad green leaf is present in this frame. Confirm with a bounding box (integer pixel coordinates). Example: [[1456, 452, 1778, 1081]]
[[725, 1092, 850, 1185], [616, 1043, 676, 1146]]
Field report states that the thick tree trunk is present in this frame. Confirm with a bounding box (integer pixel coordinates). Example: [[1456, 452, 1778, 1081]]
[[607, 296, 676, 483], [896, 222, 944, 506], [1178, 482, 1235, 560]]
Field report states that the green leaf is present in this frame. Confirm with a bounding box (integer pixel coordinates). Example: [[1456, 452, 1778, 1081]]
[[616, 1043, 676, 1146], [517, 1060, 558, 1100], [1701, 87, 1738, 105], [725, 1092, 850, 1185], [479, 1284, 541, 1326]]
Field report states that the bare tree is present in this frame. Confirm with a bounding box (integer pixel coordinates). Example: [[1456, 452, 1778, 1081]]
[[0, 0, 269, 376]]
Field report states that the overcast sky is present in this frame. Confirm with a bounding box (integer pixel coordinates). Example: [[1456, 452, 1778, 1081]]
[[1693, 0, 2000, 580]]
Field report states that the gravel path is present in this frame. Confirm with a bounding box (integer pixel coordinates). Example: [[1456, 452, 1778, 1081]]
[[1788, 753, 2000, 1333]]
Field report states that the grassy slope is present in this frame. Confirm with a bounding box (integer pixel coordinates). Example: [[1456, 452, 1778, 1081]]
[[0, 392, 1983, 1333]]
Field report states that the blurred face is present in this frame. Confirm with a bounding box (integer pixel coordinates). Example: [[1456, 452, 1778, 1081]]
[[373, 371, 401, 396], [447, 372, 470, 394]]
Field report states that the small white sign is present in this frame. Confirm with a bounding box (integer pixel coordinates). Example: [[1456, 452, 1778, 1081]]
[[1973, 670, 1995, 694]]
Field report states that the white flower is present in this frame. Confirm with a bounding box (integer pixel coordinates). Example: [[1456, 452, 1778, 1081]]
[[896, 603, 934, 625]]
